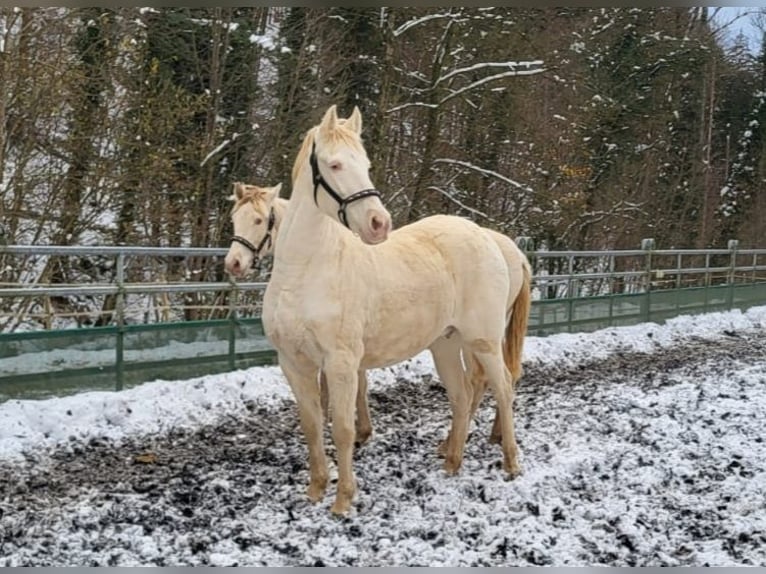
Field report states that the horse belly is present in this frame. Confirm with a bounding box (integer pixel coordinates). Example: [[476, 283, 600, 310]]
[[360, 301, 449, 369]]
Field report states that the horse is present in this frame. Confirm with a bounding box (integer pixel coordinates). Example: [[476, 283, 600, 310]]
[[224, 182, 532, 452], [261, 104, 523, 515]]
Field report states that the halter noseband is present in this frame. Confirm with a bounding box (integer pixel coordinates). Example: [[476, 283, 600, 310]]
[[309, 141, 381, 228], [231, 207, 276, 268]]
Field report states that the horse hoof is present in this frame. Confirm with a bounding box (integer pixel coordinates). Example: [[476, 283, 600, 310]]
[[330, 498, 351, 515], [307, 482, 326, 503], [504, 462, 522, 479], [443, 458, 463, 476], [355, 429, 372, 447]]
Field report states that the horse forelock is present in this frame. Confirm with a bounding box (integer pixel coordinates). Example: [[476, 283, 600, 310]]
[[230, 187, 270, 216]]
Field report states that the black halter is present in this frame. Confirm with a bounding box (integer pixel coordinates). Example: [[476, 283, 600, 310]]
[[231, 207, 276, 268], [309, 141, 381, 228]]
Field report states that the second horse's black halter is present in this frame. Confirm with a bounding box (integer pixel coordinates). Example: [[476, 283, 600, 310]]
[[231, 207, 276, 268], [309, 141, 381, 228]]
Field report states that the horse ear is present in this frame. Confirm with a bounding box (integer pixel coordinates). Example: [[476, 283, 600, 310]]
[[319, 105, 339, 136], [263, 183, 282, 204], [231, 182, 245, 201], [347, 106, 363, 134]]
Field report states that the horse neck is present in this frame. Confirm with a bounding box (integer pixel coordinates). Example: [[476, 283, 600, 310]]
[[273, 167, 342, 266]]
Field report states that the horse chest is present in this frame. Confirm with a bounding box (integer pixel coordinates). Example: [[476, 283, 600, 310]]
[[262, 281, 341, 360]]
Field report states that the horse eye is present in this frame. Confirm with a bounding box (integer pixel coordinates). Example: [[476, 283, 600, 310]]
[[330, 161, 342, 171], [254, 217, 263, 225]]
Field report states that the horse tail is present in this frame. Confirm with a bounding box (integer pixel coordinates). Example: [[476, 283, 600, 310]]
[[504, 260, 531, 384]]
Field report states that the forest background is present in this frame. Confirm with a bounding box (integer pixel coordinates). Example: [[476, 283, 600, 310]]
[[1, 7, 765, 297]]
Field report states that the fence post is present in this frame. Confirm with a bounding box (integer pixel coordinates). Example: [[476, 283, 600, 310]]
[[227, 279, 239, 371], [608, 254, 615, 323], [115, 252, 125, 391], [515, 236, 534, 253], [566, 255, 575, 332], [727, 239, 739, 310], [641, 238, 655, 322]]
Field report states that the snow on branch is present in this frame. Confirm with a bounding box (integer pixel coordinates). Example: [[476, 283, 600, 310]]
[[434, 158, 534, 194], [387, 67, 546, 114], [560, 201, 647, 242], [200, 133, 239, 167], [434, 60, 544, 86], [386, 102, 439, 114], [427, 185, 496, 223], [438, 69, 545, 106], [393, 13, 455, 37]]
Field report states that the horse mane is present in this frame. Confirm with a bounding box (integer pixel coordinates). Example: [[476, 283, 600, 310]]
[[291, 121, 365, 186], [273, 196, 290, 215]]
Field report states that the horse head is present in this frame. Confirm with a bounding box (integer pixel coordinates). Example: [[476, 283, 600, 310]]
[[295, 105, 391, 245], [225, 181, 282, 277]]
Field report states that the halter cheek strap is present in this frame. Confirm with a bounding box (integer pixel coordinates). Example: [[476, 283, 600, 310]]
[[309, 141, 381, 228], [231, 207, 276, 268]]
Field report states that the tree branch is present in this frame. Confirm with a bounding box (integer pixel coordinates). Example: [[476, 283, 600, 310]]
[[434, 60, 544, 87], [433, 158, 535, 194]]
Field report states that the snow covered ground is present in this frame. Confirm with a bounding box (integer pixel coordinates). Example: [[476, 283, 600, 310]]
[[1, 306, 765, 566]]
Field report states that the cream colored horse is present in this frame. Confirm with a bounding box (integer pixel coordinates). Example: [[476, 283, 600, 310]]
[[225, 182, 532, 451], [261, 105, 522, 515]]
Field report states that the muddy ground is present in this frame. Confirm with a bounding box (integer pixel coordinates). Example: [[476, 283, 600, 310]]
[[1, 329, 765, 566]]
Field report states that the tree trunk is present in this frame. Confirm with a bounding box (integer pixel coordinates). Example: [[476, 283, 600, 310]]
[[404, 16, 454, 222]]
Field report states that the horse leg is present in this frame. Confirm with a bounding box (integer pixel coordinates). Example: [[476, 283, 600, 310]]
[[323, 353, 360, 515], [489, 408, 502, 445], [469, 342, 521, 478], [466, 351, 493, 438], [437, 348, 487, 458], [279, 354, 328, 502], [464, 352, 503, 445], [320, 368, 372, 446], [430, 336, 472, 475], [355, 370, 373, 446]]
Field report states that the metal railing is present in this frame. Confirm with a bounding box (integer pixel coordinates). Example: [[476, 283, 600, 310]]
[[522, 238, 766, 334], [0, 244, 272, 398], [1, 239, 765, 401]]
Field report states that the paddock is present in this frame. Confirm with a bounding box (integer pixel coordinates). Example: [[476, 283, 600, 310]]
[[1, 307, 765, 566]]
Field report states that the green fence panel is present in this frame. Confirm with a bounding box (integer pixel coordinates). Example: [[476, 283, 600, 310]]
[[527, 283, 766, 338], [0, 318, 276, 402], [733, 283, 766, 307], [2, 282, 765, 403]]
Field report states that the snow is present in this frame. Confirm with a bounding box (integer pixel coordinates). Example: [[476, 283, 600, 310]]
[[249, 33, 275, 51], [433, 60, 544, 86], [523, 305, 765, 367], [0, 364, 291, 462], [200, 133, 239, 167], [433, 158, 534, 194], [393, 13, 455, 37], [1, 336, 272, 377], [1, 305, 766, 565]]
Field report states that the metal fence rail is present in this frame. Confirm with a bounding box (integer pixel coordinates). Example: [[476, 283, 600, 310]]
[[1, 239, 765, 402]]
